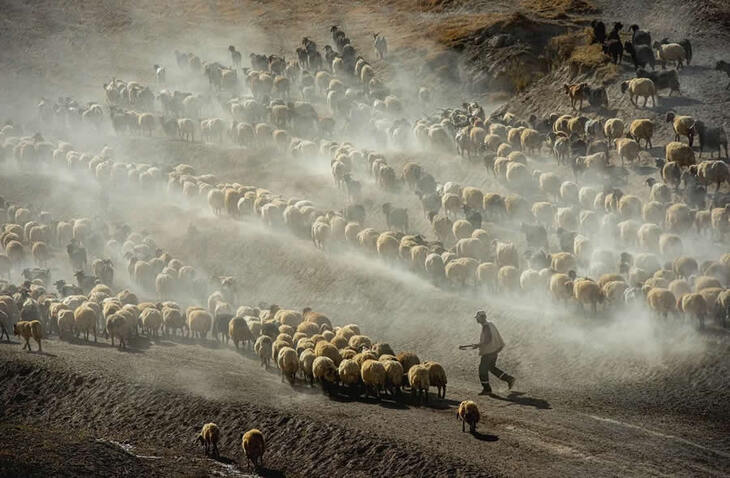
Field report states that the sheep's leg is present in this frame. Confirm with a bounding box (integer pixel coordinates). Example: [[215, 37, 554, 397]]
[[462, 419, 465, 432]]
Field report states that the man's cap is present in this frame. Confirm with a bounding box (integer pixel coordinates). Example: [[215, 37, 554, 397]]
[[474, 310, 486, 318]]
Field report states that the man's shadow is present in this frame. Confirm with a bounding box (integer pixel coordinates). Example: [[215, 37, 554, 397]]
[[489, 391, 551, 410]]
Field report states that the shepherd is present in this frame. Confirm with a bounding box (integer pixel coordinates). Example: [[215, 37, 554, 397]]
[[460, 310, 515, 395]]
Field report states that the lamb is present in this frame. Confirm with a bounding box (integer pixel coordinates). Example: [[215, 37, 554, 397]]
[[254, 335, 272, 368], [457, 400, 480, 433], [692, 121, 728, 158], [628, 119, 655, 149], [196, 423, 220, 458], [242, 429, 265, 469], [13, 320, 42, 352], [665, 142, 695, 168], [382, 359, 403, 396], [408, 364, 430, 403], [424, 361, 447, 399], [653, 42, 686, 69], [621, 79, 657, 107]]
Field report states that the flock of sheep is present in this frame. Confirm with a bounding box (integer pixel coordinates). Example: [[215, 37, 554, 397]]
[[1, 17, 729, 468]]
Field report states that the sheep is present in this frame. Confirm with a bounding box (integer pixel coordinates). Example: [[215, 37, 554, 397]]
[[228, 316, 253, 349], [360, 359, 387, 399], [621, 79, 656, 107], [666, 112, 695, 145], [638, 223, 662, 250], [314, 340, 341, 366], [457, 400, 480, 433], [424, 361, 447, 399], [653, 42, 686, 69], [550, 273, 575, 303], [140, 307, 163, 338], [646, 288, 676, 318], [196, 423, 220, 458], [573, 279, 604, 313], [337, 358, 361, 389], [254, 335, 272, 368], [624, 42, 655, 70], [564, 83, 588, 110], [277, 347, 299, 385], [13, 320, 42, 352], [382, 203, 408, 232], [74, 305, 97, 342], [162, 306, 185, 336], [636, 68, 680, 96], [603, 39, 623, 64], [242, 429, 265, 469], [692, 121, 729, 158], [493, 240, 518, 268], [679, 293, 708, 328], [603, 118, 625, 147], [408, 364, 430, 403], [629, 119, 655, 149], [312, 356, 339, 393], [662, 161, 682, 190], [187, 308, 212, 339], [614, 138, 640, 166]]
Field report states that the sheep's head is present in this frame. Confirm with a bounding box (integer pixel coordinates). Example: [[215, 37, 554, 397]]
[[620, 81, 629, 94]]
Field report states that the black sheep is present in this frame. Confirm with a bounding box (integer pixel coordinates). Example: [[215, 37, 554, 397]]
[[607, 22, 623, 41], [624, 42, 655, 70], [591, 20, 606, 44], [629, 24, 652, 46], [603, 39, 623, 64], [692, 120, 729, 158], [636, 68, 680, 95]]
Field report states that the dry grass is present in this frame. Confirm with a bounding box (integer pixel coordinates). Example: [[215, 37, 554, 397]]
[[523, 0, 599, 17], [569, 43, 609, 69], [425, 13, 506, 47]]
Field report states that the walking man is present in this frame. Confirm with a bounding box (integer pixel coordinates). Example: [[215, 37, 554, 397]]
[[460, 311, 515, 395]]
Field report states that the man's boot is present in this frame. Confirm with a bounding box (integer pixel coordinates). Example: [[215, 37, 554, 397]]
[[478, 383, 492, 395]]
